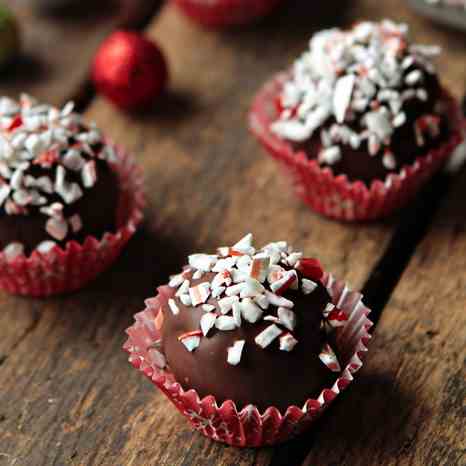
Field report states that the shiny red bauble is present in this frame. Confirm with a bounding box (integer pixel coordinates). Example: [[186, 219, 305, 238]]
[[92, 30, 168, 111]]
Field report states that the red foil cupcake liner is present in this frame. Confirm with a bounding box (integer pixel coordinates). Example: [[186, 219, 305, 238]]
[[249, 73, 464, 221], [172, 0, 283, 28], [124, 273, 373, 447], [0, 143, 144, 297]]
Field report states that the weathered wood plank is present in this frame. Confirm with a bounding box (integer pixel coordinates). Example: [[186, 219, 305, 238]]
[[2, 0, 159, 105], [0, 1, 465, 465], [302, 165, 466, 466]]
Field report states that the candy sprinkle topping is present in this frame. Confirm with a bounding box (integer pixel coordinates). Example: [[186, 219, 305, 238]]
[[167, 234, 344, 371], [0, 94, 116, 253], [271, 20, 443, 169]]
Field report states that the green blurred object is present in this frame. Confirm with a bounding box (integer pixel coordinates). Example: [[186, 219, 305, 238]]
[[0, 3, 20, 69]]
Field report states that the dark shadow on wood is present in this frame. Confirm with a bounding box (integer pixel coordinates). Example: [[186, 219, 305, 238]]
[[270, 371, 416, 466], [29, 0, 117, 21], [128, 89, 200, 123], [88, 223, 192, 299], [0, 54, 47, 86]]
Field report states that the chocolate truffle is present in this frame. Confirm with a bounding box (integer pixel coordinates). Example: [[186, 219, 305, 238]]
[[271, 20, 451, 185], [159, 234, 346, 412], [0, 95, 120, 257]]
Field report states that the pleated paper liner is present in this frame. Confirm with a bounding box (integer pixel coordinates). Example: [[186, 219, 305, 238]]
[[172, 0, 283, 28], [0, 142, 144, 297], [124, 272, 372, 447], [249, 72, 464, 222]]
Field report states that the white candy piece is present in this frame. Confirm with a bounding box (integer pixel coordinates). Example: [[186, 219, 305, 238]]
[[236, 254, 251, 271], [211, 286, 226, 298], [333, 74, 355, 123], [277, 307, 297, 331], [192, 270, 204, 280], [202, 304, 216, 312], [188, 254, 218, 272], [286, 252, 303, 267], [255, 324, 283, 349], [265, 290, 294, 308], [215, 316, 237, 331], [225, 283, 244, 297], [319, 146, 341, 165], [168, 299, 180, 315], [249, 255, 270, 283], [82, 160, 97, 188], [212, 257, 236, 273], [179, 294, 192, 306], [189, 282, 211, 306], [270, 270, 297, 294], [3, 242, 24, 261], [323, 302, 335, 317], [227, 340, 245, 366], [36, 240, 56, 253], [240, 278, 265, 298], [254, 294, 269, 310], [218, 296, 239, 314], [232, 233, 255, 255], [232, 302, 242, 327], [168, 274, 184, 288], [180, 335, 201, 352], [319, 344, 341, 372], [200, 313, 217, 336], [302, 278, 318, 295], [176, 279, 190, 296], [46, 217, 68, 241], [241, 298, 263, 323], [279, 333, 298, 352]]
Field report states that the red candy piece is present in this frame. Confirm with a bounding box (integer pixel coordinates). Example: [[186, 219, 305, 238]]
[[178, 330, 203, 341], [92, 30, 168, 111], [274, 271, 297, 296], [327, 308, 348, 328], [298, 258, 324, 282], [7, 115, 22, 132]]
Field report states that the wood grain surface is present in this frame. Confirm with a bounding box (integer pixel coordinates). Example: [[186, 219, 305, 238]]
[[2, 0, 159, 105], [0, 1, 464, 465]]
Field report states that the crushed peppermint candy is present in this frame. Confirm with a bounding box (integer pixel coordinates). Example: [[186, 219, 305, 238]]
[[0, 94, 116, 249], [271, 20, 444, 170], [227, 340, 246, 366], [178, 331, 202, 352], [165, 234, 346, 371], [319, 343, 341, 372]]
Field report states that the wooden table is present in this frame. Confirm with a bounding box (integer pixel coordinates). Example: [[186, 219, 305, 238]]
[[0, 1, 464, 465]]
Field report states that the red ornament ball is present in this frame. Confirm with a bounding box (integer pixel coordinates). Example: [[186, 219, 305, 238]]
[[92, 30, 168, 111]]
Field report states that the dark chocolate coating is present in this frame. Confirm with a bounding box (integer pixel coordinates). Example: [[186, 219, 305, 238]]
[[161, 271, 337, 412], [0, 159, 119, 253], [292, 69, 450, 185]]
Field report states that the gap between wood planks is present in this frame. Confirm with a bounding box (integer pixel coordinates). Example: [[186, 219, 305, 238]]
[[267, 101, 466, 466]]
